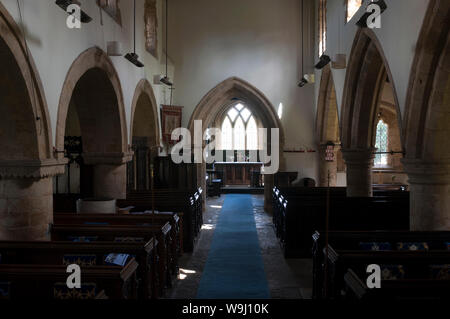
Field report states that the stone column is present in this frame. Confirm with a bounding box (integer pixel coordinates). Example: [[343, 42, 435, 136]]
[[0, 159, 65, 241], [318, 144, 340, 187], [402, 159, 450, 230], [84, 152, 133, 200], [341, 148, 376, 197]]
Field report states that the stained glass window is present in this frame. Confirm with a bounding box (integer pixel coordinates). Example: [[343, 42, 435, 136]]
[[375, 119, 388, 166], [220, 103, 259, 151]]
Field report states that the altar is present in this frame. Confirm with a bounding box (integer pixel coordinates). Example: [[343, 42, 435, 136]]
[[213, 162, 263, 186]]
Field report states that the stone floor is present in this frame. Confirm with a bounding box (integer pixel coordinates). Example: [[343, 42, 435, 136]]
[[168, 194, 313, 299]]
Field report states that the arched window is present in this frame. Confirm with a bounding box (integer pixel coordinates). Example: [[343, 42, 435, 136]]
[[375, 119, 388, 166], [346, 0, 362, 23], [318, 0, 327, 57], [220, 103, 258, 150]]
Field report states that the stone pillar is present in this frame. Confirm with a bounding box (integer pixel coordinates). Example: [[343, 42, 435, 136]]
[[93, 164, 127, 199], [0, 159, 65, 241], [402, 160, 450, 230], [84, 152, 133, 200], [318, 144, 340, 187], [341, 148, 376, 197]]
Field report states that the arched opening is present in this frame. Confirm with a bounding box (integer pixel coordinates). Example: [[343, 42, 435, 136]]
[[0, 3, 62, 240], [129, 79, 161, 191], [340, 29, 403, 197], [315, 65, 344, 187], [188, 77, 285, 212], [402, 0, 450, 230], [55, 47, 130, 207]]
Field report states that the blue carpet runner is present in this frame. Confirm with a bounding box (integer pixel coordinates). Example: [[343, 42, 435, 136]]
[[196, 194, 270, 299]]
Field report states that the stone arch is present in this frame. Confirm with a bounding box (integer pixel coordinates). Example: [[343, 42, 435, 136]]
[[130, 79, 161, 148], [0, 2, 54, 166], [402, 0, 450, 230], [56, 47, 131, 199], [403, 0, 450, 161], [128, 79, 161, 191], [0, 3, 62, 240], [315, 65, 341, 186], [340, 29, 402, 196], [341, 29, 402, 150], [188, 77, 285, 212], [189, 77, 285, 143], [56, 47, 128, 158]]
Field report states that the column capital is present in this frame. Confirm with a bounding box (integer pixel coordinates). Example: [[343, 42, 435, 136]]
[[0, 158, 67, 179], [401, 159, 450, 184], [341, 148, 376, 165]]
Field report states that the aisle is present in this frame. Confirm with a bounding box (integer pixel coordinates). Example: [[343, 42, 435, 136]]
[[196, 194, 270, 299]]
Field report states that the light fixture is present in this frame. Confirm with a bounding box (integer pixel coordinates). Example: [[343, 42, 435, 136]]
[[124, 0, 144, 68], [315, 54, 331, 70], [55, 0, 92, 23], [160, 0, 173, 86], [298, 76, 308, 88], [356, 0, 387, 28]]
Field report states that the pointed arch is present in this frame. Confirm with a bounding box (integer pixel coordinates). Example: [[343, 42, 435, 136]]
[[315, 64, 340, 144], [130, 79, 161, 147], [340, 29, 402, 151], [56, 47, 128, 161], [188, 77, 285, 146], [403, 0, 450, 161]]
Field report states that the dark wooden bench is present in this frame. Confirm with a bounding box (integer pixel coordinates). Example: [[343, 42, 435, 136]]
[[272, 187, 410, 257], [50, 223, 174, 294], [0, 239, 158, 299], [117, 187, 203, 252], [312, 230, 450, 299], [0, 261, 138, 299], [54, 212, 181, 272], [326, 248, 450, 300], [344, 268, 450, 300]]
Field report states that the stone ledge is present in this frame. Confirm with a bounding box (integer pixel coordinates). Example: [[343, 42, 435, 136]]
[[0, 158, 67, 179]]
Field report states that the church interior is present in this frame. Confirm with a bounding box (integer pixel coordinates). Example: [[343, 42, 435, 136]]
[[0, 0, 449, 301]]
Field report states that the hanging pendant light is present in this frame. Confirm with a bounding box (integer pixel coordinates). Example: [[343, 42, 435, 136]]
[[125, 0, 144, 68], [160, 0, 173, 86]]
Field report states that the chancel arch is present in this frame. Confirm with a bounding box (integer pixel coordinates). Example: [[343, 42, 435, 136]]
[[188, 77, 285, 212], [128, 79, 161, 191], [55, 47, 130, 200], [0, 3, 63, 240], [340, 29, 403, 197], [402, 0, 450, 230]]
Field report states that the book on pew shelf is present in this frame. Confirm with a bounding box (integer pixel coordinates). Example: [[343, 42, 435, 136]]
[[104, 253, 131, 267]]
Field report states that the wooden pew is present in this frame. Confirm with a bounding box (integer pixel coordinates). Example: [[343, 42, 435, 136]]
[[325, 247, 450, 300], [344, 269, 450, 300], [0, 262, 138, 299], [272, 187, 410, 257], [50, 223, 174, 294], [117, 187, 202, 252], [54, 211, 182, 272], [0, 239, 158, 299], [312, 230, 450, 299]]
